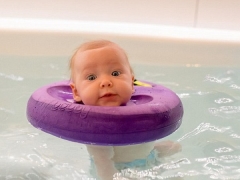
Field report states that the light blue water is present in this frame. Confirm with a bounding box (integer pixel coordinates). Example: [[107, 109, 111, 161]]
[[1, 56, 240, 180]]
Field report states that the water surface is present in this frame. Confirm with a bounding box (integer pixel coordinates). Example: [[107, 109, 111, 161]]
[[1, 56, 240, 180]]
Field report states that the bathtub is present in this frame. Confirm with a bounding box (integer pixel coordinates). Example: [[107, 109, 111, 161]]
[[1, 18, 240, 179]]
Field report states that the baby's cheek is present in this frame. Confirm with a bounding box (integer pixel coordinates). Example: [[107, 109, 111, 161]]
[[82, 96, 95, 106], [80, 86, 97, 105], [122, 93, 132, 104]]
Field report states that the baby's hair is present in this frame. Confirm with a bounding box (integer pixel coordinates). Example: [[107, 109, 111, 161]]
[[69, 40, 134, 81]]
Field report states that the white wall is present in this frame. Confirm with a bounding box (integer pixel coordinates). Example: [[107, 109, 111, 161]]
[[0, 0, 240, 31]]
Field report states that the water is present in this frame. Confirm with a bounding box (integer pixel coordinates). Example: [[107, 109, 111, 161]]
[[1, 55, 240, 180]]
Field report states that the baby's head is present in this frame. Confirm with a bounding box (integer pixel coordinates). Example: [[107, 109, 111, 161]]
[[69, 40, 134, 106]]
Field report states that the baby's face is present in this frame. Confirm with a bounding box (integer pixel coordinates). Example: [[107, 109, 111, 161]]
[[70, 45, 134, 106]]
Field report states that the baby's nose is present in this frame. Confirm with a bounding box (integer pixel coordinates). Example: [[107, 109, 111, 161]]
[[100, 79, 113, 88]]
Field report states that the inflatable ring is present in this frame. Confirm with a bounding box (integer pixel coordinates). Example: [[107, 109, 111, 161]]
[[27, 80, 183, 145]]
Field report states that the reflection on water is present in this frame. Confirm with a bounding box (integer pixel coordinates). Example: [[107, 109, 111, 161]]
[[1, 56, 240, 179]]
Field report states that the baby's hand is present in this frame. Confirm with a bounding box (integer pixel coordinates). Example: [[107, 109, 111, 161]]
[[154, 140, 182, 157]]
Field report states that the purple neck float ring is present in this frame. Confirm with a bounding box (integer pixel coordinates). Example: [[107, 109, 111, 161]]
[[26, 80, 183, 146]]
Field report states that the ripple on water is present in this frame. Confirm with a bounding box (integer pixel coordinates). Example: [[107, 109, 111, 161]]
[[209, 106, 240, 119]]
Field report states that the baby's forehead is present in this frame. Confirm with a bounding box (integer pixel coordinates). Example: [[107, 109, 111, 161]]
[[74, 45, 126, 61], [71, 43, 131, 73], [77, 44, 121, 54]]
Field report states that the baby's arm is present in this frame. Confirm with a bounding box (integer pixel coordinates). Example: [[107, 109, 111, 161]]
[[86, 145, 118, 180]]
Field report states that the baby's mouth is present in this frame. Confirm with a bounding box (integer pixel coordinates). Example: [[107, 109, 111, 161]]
[[100, 93, 116, 98]]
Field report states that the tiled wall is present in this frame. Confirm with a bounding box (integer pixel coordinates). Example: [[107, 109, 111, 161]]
[[0, 0, 239, 31]]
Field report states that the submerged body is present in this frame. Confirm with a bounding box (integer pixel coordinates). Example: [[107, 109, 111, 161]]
[[70, 40, 149, 179]]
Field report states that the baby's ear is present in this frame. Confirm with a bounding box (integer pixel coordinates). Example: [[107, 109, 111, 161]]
[[70, 82, 81, 102], [132, 76, 135, 93]]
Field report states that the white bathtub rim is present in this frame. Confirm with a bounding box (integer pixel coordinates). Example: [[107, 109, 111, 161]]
[[1, 17, 240, 43]]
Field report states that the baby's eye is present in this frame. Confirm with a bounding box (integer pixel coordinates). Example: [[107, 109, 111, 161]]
[[87, 74, 97, 81], [111, 71, 121, 76]]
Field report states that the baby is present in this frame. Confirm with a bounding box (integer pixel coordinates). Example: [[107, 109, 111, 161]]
[[69, 40, 181, 180]]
